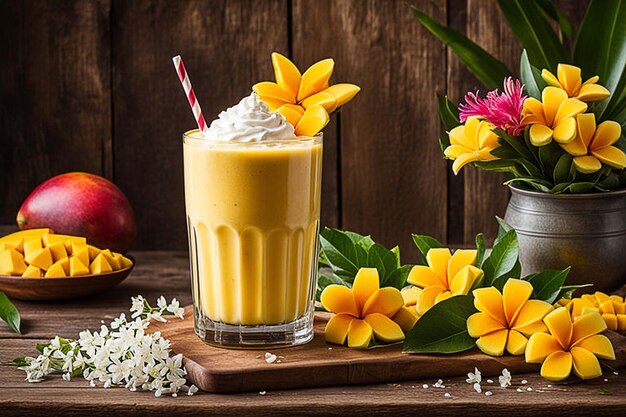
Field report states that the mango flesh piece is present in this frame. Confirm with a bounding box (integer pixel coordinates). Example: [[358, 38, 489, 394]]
[[392, 306, 419, 333], [0, 248, 28, 275], [252, 81, 292, 105], [57, 257, 70, 274], [48, 242, 68, 262], [324, 313, 353, 345], [323, 84, 361, 109], [120, 256, 133, 269], [73, 248, 90, 267], [70, 242, 88, 256], [271, 52, 301, 101], [294, 105, 329, 137], [364, 313, 405, 342], [69, 257, 90, 277], [276, 104, 305, 127], [45, 261, 68, 278], [23, 238, 43, 260], [347, 318, 373, 349], [90, 253, 113, 274], [25, 247, 53, 271], [300, 91, 337, 113], [0, 228, 52, 245], [22, 264, 42, 278], [0, 240, 23, 253], [362, 287, 404, 317], [297, 58, 334, 102]]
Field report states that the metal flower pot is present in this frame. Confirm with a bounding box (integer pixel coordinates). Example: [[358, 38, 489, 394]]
[[504, 185, 626, 293]]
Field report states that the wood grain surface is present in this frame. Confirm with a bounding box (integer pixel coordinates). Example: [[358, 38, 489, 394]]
[[0, 0, 593, 253], [1, 252, 625, 416]]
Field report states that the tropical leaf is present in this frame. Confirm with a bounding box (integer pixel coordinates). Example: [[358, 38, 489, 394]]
[[520, 49, 547, 100], [497, 0, 568, 71], [411, 5, 511, 89], [536, 0, 574, 39]]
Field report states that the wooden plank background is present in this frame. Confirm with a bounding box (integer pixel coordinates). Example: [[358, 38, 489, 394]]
[[0, 0, 587, 259]]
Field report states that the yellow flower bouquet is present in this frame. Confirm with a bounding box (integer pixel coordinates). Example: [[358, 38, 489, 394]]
[[413, 0, 626, 193]]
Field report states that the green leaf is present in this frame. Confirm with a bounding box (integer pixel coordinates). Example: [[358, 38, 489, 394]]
[[368, 243, 401, 282], [504, 177, 552, 192], [482, 229, 519, 286], [497, 0, 567, 71], [411, 5, 511, 89], [0, 292, 20, 334], [525, 267, 571, 304], [5, 357, 30, 367], [475, 233, 486, 268], [316, 272, 350, 301], [473, 160, 523, 175], [520, 49, 547, 100], [553, 153, 573, 184], [437, 94, 460, 132], [574, 0, 626, 118], [403, 295, 477, 354], [412, 234, 444, 265], [344, 231, 375, 251], [319, 229, 363, 277], [555, 283, 594, 300], [383, 265, 414, 290], [494, 216, 514, 245], [535, 0, 574, 39]]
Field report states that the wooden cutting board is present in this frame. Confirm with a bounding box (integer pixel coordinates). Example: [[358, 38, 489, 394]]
[[150, 306, 626, 393]]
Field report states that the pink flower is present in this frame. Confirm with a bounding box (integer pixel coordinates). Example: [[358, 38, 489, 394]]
[[459, 77, 527, 136]]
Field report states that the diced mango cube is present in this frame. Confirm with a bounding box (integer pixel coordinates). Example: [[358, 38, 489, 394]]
[[45, 261, 68, 278], [22, 264, 42, 278], [101, 249, 122, 269], [69, 241, 89, 256], [87, 245, 101, 262], [56, 257, 70, 274], [0, 248, 28, 275], [25, 247, 53, 271], [121, 256, 133, 269], [0, 239, 23, 253], [23, 238, 43, 259], [72, 248, 90, 267], [48, 242, 68, 262], [90, 253, 112, 274], [69, 256, 90, 277]]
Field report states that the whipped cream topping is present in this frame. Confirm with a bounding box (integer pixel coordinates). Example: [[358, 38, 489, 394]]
[[202, 93, 295, 142]]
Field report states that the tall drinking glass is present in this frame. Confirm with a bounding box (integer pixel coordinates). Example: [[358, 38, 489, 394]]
[[183, 130, 323, 347]]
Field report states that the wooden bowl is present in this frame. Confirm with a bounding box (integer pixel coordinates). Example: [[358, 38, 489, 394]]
[[0, 261, 134, 301]]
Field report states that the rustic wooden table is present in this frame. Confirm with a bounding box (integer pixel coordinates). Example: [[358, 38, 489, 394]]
[[1, 251, 625, 416]]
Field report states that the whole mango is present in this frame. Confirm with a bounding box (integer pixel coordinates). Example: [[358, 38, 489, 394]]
[[16, 172, 136, 253]]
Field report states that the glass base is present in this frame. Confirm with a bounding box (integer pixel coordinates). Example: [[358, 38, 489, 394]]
[[193, 307, 315, 348]]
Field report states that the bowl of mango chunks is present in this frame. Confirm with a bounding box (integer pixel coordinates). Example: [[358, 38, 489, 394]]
[[0, 228, 134, 301]]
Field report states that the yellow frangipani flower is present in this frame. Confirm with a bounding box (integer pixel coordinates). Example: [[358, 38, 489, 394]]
[[541, 64, 611, 103], [253, 52, 360, 136], [406, 248, 483, 316], [522, 86, 588, 146], [321, 268, 405, 348], [559, 113, 626, 174], [467, 279, 554, 356], [559, 292, 626, 332], [526, 307, 615, 381], [444, 116, 500, 174]]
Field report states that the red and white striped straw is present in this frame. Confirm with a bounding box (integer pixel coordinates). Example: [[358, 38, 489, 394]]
[[172, 55, 208, 134]]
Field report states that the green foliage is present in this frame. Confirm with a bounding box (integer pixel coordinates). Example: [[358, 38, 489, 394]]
[[0, 292, 20, 334]]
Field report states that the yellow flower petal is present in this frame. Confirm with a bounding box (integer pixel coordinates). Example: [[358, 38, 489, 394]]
[[476, 329, 509, 356], [352, 268, 380, 313], [514, 319, 548, 337], [434, 290, 454, 304], [573, 155, 602, 174], [582, 75, 600, 86], [571, 347, 602, 380], [364, 313, 405, 342], [512, 299, 553, 333], [324, 313, 354, 345], [541, 69, 561, 89], [294, 104, 329, 136], [560, 133, 587, 156], [603, 313, 618, 330], [523, 97, 545, 120], [592, 146, 626, 170], [505, 329, 528, 355], [502, 278, 533, 325], [542, 86, 568, 126], [477, 121, 499, 149], [577, 83, 611, 102], [392, 306, 420, 333], [400, 286, 422, 306], [553, 98, 587, 127], [322, 83, 360, 109], [464, 116, 481, 149], [321, 285, 358, 316], [451, 152, 479, 174], [540, 351, 573, 381], [473, 287, 506, 325], [544, 307, 573, 349], [467, 312, 505, 338], [347, 318, 373, 348], [271, 52, 301, 101], [407, 265, 447, 289], [577, 113, 596, 147], [529, 124, 553, 146], [557, 64, 582, 97], [574, 334, 615, 360], [444, 144, 472, 159], [362, 287, 404, 317], [552, 118, 577, 143], [426, 248, 452, 282], [447, 249, 477, 286], [300, 91, 337, 113], [571, 311, 607, 345], [448, 125, 468, 147], [297, 58, 334, 102], [590, 120, 622, 149], [526, 332, 563, 363], [449, 265, 483, 296], [416, 286, 445, 315]]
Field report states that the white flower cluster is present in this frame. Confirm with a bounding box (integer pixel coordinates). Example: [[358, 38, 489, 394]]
[[466, 367, 511, 395], [16, 295, 197, 397]]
